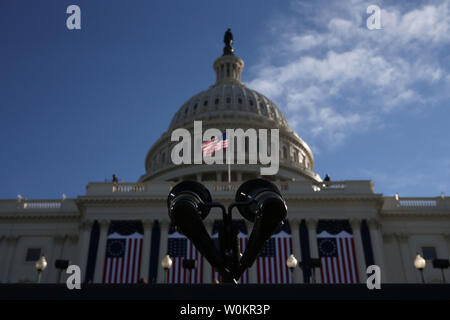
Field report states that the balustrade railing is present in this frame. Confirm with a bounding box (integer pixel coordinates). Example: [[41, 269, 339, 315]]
[[22, 200, 62, 209], [112, 183, 146, 193], [399, 199, 437, 207], [312, 182, 346, 192]]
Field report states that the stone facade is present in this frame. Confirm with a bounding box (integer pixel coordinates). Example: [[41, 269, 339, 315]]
[[1, 181, 449, 284]]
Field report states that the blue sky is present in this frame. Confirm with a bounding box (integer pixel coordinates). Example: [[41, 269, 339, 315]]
[[0, 0, 449, 199]]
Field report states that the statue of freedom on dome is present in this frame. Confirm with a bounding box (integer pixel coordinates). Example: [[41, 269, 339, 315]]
[[223, 28, 234, 55]]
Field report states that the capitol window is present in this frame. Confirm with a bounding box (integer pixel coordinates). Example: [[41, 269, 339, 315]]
[[226, 97, 231, 103], [238, 98, 242, 104], [422, 247, 437, 260], [260, 103, 268, 115], [215, 98, 219, 105], [270, 105, 276, 119], [25, 248, 41, 262], [203, 100, 208, 106]]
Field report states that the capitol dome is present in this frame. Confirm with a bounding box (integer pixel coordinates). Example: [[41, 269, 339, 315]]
[[139, 33, 320, 183]]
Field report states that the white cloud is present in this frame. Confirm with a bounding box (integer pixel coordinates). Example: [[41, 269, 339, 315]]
[[247, 0, 450, 149], [283, 34, 325, 53], [384, 3, 450, 44]]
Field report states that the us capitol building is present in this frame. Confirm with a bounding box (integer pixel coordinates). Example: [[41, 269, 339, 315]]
[[1, 32, 449, 285]]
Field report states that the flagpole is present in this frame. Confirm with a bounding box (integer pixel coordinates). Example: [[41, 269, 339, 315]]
[[224, 133, 231, 189], [227, 146, 231, 187]]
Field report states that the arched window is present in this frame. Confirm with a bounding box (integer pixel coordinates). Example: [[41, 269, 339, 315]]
[[269, 105, 277, 119], [260, 103, 268, 116]]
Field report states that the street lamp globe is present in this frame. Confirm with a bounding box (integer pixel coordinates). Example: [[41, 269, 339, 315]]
[[286, 254, 298, 269], [414, 253, 426, 270], [35, 256, 48, 272], [161, 254, 173, 270]]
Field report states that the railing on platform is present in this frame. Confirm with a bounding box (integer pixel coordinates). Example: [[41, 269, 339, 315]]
[[312, 182, 346, 192], [208, 182, 289, 192], [112, 183, 146, 193], [22, 200, 62, 209], [399, 199, 437, 207]]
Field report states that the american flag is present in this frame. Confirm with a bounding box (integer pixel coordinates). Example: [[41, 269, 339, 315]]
[[202, 133, 228, 157], [102, 229, 143, 284], [167, 228, 204, 284], [317, 230, 359, 284], [256, 229, 293, 284]]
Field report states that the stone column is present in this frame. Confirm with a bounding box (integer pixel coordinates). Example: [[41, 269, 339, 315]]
[[290, 218, 303, 283], [442, 233, 450, 282], [0, 236, 7, 279], [306, 218, 321, 283], [63, 234, 78, 281], [52, 234, 66, 283], [77, 220, 93, 274], [93, 219, 110, 283], [140, 220, 154, 281], [395, 233, 416, 283], [0, 236, 9, 282], [367, 219, 387, 282], [2, 236, 18, 283], [349, 219, 367, 283], [444, 233, 450, 258], [157, 220, 170, 283]]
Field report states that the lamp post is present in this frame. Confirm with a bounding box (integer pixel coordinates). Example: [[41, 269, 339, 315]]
[[286, 254, 298, 283], [161, 254, 173, 283], [414, 253, 426, 283], [35, 256, 48, 283]]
